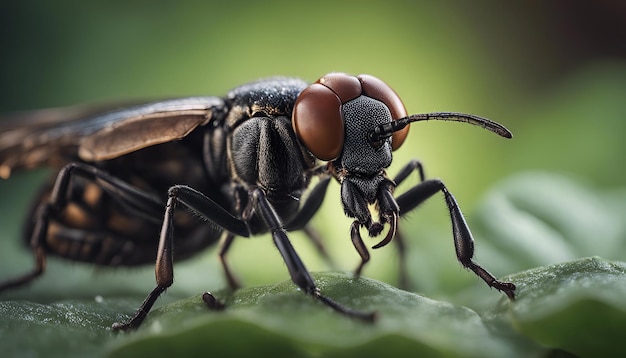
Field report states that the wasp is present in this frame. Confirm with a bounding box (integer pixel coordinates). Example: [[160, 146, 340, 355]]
[[0, 73, 515, 329]]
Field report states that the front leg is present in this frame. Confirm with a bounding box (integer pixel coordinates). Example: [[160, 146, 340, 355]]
[[396, 178, 516, 299]]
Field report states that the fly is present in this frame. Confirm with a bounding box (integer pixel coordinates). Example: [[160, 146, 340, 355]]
[[0, 73, 516, 329]]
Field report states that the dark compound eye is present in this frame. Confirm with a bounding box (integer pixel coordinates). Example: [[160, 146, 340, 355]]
[[357, 74, 409, 150], [293, 73, 409, 161]]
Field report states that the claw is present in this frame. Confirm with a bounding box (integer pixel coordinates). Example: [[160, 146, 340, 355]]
[[372, 212, 397, 249]]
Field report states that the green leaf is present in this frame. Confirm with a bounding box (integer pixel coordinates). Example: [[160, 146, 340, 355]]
[[0, 298, 134, 357], [498, 257, 626, 357], [0, 272, 543, 358], [113, 272, 538, 358]]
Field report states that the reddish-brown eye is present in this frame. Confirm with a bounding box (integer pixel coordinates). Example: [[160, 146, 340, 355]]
[[316, 73, 362, 103], [357, 74, 409, 150], [293, 83, 345, 161]]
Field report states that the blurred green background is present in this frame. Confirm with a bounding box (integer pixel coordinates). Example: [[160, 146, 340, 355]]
[[1, 0, 625, 306]]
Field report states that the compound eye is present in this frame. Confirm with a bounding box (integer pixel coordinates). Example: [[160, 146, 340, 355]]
[[293, 83, 345, 161], [316, 73, 362, 103], [357, 74, 410, 150]]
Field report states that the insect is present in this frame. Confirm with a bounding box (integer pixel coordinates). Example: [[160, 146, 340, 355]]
[[0, 73, 515, 329]]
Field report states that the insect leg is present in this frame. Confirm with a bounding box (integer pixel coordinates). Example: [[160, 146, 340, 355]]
[[55, 164, 165, 219], [0, 162, 165, 292], [284, 176, 335, 266], [113, 184, 248, 330], [218, 232, 241, 290], [395, 178, 516, 299], [0, 187, 60, 291], [252, 188, 376, 322], [393, 159, 425, 184], [391, 159, 425, 289], [301, 225, 335, 268], [0, 229, 46, 292], [284, 176, 331, 231]]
